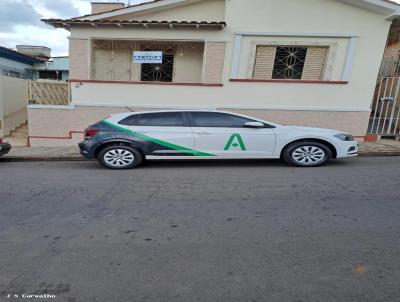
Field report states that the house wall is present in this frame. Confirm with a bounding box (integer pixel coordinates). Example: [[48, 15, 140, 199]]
[[27, 104, 370, 146], [174, 46, 204, 83], [35, 57, 69, 71], [28, 106, 131, 146], [67, 0, 390, 111], [0, 76, 27, 137], [69, 38, 89, 79], [106, 0, 225, 22], [29, 0, 393, 145]]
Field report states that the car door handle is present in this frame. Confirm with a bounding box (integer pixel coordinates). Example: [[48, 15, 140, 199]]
[[196, 131, 212, 135]]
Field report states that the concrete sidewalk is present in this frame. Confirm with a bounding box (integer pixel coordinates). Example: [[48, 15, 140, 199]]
[[358, 140, 400, 156], [1, 147, 83, 161], [1, 140, 400, 161]]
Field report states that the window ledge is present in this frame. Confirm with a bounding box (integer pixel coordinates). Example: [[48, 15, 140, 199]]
[[230, 79, 348, 84], [68, 79, 223, 87]]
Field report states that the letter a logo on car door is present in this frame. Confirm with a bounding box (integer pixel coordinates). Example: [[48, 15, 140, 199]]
[[224, 134, 246, 151]]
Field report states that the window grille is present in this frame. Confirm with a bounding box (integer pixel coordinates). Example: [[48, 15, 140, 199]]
[[91, 40, 204, 82], [272, 46, 307, 79], [253, 45, 328, 80], [141, 53, 174, 82], [0, 65, 33, 80]]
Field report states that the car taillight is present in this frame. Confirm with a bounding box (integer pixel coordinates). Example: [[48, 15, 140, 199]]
[[84, 129, 99, 139], [0, 138, 3, 144]]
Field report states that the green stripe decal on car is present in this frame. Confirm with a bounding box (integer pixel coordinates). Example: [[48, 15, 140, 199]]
[[102, 120, 215, 157]]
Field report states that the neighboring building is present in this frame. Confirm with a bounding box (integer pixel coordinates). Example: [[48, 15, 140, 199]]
[[0, 46, 46, 142], [0, 45, 69, 145], [0, 45, 45, 79], [34, 57, 69, 81], [0, 45, 69, 81], [15, 45, 51, 61], [31, 0, 400, 146]]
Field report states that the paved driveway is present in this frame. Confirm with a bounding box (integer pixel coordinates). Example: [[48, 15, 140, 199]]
[[0, 157, 399, 302]]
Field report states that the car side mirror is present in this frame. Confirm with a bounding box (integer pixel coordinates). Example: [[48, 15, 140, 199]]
[[243, 122, 265, 128]]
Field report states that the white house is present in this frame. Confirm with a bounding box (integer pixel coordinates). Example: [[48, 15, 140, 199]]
[[30, 0, 400, 146]]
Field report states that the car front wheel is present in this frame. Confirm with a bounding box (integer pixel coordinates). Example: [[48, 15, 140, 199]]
[[98, 145, 143, 169], [283, 142, 332, 167]]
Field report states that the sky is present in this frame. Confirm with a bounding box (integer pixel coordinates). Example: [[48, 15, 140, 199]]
[[1, 0, 400, 57], [0, 0, 148, 56]]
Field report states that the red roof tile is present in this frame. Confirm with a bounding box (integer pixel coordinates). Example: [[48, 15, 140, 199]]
[[42, 18, 226, 29]]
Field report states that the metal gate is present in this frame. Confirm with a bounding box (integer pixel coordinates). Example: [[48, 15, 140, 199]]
[[368, 77, 400, 136], [369, 27, 400, 137]]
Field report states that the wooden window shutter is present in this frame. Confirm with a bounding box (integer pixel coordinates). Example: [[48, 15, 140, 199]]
[[203, 42, 226, 83], [301, 47, 328, 80], [253, 46, 276, 79]]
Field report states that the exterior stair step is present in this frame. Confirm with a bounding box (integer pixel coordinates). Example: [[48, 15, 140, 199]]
[[6, 121, 29, 138], [9, 130, 28, 137], [4, 136, 28, 147]]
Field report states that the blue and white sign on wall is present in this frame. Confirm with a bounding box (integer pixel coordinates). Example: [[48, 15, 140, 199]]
[[133, 51, 163, 64]]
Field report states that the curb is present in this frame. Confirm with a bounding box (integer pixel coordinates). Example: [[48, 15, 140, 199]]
[[358, 152, 400, 157]]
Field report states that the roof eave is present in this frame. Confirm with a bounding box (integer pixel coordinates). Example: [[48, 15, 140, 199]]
[[386, 10, 400, 20], [0, 46, 47, 65], [42, 19, 226, 30], [335, 0, 399, 15]]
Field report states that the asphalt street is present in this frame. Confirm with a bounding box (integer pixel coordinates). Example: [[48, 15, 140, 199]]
[[0, 157, 399, 302]]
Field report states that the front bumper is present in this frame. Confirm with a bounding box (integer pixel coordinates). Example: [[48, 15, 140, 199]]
[[336, 140, 359, 158], [0, 143, 11, 156]]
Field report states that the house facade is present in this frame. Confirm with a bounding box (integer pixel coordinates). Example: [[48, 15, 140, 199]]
[[33, 0, 400, 146]]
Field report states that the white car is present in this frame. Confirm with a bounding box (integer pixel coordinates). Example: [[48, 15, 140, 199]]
[[79, 110, 358, 169]]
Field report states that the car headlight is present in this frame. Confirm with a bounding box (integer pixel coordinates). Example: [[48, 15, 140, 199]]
[[334, 134, 354, 141]]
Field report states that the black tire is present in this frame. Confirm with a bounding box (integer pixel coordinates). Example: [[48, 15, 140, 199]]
[[98, 145, 143, 170], [282, 141, 332, 167]]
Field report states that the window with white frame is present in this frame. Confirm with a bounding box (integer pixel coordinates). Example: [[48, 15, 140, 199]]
[[253, 45, 328, 80]]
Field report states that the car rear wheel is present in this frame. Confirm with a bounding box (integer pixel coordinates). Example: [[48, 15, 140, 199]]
[[283, 142, 332, 167], [98, 145, 143, 169]]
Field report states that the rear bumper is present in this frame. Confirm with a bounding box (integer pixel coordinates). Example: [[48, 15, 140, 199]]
[[79, 140, 94, 159], [0, 143, 11, 156]]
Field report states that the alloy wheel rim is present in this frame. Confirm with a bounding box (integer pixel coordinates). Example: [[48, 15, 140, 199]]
[[292, 146, 326, 165], [104, 149, 135, 167]]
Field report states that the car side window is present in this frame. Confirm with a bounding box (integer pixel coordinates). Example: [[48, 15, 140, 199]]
[[190, 112, 258, 128], [119, 112, 187, 127]]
